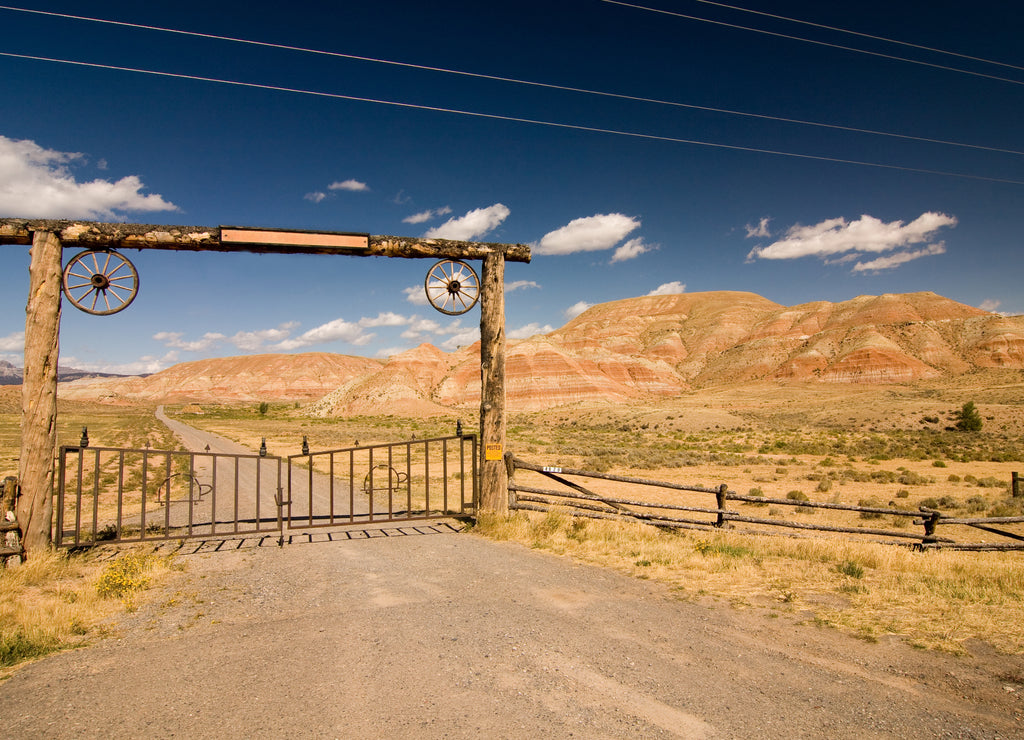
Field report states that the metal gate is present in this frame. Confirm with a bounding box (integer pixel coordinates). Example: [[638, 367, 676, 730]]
[[56, 445, 284, 547], [286, 434, 477, 530], [55, 433, 477, 546]]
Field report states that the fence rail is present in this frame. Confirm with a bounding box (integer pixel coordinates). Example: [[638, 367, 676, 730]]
[[507, 458, 1024, 551]]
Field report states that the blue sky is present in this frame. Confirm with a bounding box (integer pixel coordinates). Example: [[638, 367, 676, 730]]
[[1, 0, 1022, 374]]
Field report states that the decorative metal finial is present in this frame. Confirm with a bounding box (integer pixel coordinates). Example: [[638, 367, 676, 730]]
[[80, 426, 89, 448], [456, 420, 463, 437], [259, 438, 267, 457], [301, 436, 309, 455]]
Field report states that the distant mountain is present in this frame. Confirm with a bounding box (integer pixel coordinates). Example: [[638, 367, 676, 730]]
[[59, 352, 383, 403], [0, 360, 135, 386], [59, 291, 1024, 412]]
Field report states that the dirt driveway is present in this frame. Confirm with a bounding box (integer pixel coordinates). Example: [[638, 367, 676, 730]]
[[1, 522, 1021, 739]]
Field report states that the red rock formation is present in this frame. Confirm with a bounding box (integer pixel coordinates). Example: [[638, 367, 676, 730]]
[[58, 291, 1024, 412]]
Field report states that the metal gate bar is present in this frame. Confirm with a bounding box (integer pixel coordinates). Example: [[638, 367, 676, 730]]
[[56, 445, 283, 547], [286, 434, 476, 530]]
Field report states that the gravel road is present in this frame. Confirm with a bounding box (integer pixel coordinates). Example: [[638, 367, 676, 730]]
[[1, 413, 1020, 738], [2, 527, 1022, 738]]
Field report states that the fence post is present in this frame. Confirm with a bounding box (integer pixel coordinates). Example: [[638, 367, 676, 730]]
[[920, 507, 941, 545], [1013, 472, 1020, 498], [716, 484, 728, 528], [504, 452, 517, 511]]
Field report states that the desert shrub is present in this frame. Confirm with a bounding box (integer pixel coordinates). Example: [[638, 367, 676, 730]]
[[858, 497, 886, 519], [744, 488, 768, 507], [932, 460, 947, 468], [919, 496, 958, 510], [898, 470, 932, 486], [964, 495, 989, 513], [988, 499, 1024, 518], [895, 489, 910, 498], [786, 490, 809, 502], [974, 476, 1006, 489], [816, 477, 833, 493], [948, 474, 961, 483]]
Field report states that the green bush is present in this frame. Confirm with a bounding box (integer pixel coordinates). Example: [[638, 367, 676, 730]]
[[954, 402, 983, 432], [786, 490, 809, 502], [836, 560, 865, 579]]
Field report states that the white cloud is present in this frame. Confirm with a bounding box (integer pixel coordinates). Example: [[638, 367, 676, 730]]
[[748, 212, 957, 265], [424, 203, 510, 241], [304, 191, 327, 203], [610, 237, 654, 264], [439, 327, 480, 351], [851, 243, 946, 273], [358, 312, 410, 328], [0, 135, 178, 219], [536, 213, 640, 256], [647, 281, 686, 296], [979, 299, 1002, 313], [506, 280, 540, 292], [400, 317, 443, 340], [328, 179, 369, 192], [565, 300, 592, 319], [403, 206, 452, 224], [403, 285, 430, 306], [508, 322, 554, 339], [0, 331, 24, 352], [745, 217, 771, 238], [274, 318, 374, 350], [153, 331, 226, 352]]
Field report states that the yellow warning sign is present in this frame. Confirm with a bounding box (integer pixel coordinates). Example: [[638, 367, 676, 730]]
[[485, 444, 503, 461]]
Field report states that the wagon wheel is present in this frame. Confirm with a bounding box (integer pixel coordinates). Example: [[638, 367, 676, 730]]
[[62, 249, 139, 315], [424, 259, 480, 316]]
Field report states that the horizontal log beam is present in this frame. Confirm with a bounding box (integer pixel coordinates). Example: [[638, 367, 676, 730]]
[[0, 219, 531, 262]]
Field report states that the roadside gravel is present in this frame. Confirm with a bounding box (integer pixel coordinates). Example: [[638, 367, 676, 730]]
[[0, 523, 1021, 739]]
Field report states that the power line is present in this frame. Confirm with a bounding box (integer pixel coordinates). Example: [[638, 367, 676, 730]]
[[692, 0, 1024, 74], [0, 4, 1021, 157], [2, 50, 1022, 186], [599, 0, 1024, 87]]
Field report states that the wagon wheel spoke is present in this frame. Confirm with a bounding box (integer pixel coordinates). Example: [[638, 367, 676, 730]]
[[62, 249, 140, 315], [423, 259, 480, 315]]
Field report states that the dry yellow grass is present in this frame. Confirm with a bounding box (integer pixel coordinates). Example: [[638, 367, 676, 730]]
[[0, 548, 180, 675], [473, 510, 1024, 654]]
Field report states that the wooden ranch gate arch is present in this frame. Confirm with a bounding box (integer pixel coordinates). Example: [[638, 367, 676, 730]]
[[0, 218, 530, 555]]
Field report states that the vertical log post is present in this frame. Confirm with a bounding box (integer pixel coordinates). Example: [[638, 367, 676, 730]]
[[478, 252, 507, 514], [1013, 472, 1020, 498], [18, 230, 63, 555], [715, 483, 728, 528], [920, 508, 941, 545]]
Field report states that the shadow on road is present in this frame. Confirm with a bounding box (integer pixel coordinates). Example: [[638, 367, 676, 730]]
[[83, 520, 468, 559]]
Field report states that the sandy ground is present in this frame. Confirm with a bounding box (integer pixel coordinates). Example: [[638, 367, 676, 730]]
[[0, 525, 1021, 739]]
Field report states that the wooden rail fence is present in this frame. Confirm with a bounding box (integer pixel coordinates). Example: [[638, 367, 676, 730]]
[[507, 458, 1024, 551], [2, 476, 24, 562]]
